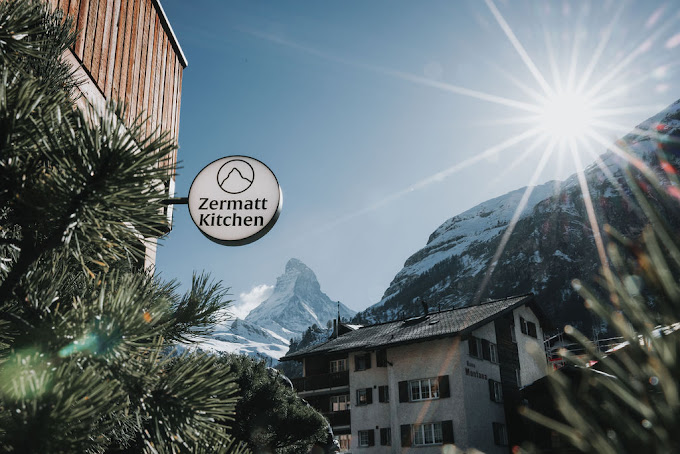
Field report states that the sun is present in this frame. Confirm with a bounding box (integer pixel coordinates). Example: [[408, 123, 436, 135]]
[[536, 89, 597, 142]]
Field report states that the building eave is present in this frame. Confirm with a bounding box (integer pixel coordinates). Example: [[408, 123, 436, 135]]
[[152, 0, 188, 68]]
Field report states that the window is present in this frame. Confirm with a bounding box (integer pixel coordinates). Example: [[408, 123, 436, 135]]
[[376, 348, 388, 367], [336, 434, 350, 451], [399, 376, 449, 402], [489, 343, 498, 363], [493, 422, 508, 446], [488, 379, 503, 402], [356, 387, 372, 406], [330, 394, 350, 412], [378, 385, 389, 403], [355, 353, 371, 371], [510, 319, 517, 343], [520, 317, 538, 338], [358, 429, 374, 447], [469, 336, 498, 363], [528, 321, 537, 338], [401, 421, 453, 447], [329, 358, 347, 373], [380, 427, 391, 446], [409, 378, 439, 401], [413, 422, 443, 446]]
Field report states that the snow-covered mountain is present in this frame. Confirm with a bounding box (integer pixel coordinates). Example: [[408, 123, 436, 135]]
[[245, 258, 355, 339], [196, 319, 290, 361], [196, 259, 355, 362], [355, 99, 680, 334]]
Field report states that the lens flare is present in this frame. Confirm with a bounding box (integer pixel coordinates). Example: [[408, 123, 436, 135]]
[[537, 90, 596, 142]]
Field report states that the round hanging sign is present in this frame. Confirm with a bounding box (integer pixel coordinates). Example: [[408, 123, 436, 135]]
[[188, 156, 282, 246]]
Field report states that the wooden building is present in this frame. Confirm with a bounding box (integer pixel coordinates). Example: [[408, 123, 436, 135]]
[[47, 0, 187, 267]]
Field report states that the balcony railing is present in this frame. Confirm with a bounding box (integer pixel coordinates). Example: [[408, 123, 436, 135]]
[[292, 371, 349, 392], [324, 410, 351, 428]]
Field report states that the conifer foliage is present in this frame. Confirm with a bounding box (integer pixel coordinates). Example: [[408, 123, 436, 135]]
[[216, 354, 329, 454], [521, 128, 680, 452], [0, 1, 247, 452]]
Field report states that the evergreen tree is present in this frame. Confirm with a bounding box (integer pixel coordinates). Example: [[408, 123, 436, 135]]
[[0, 1, 247, 452], [216, 354, 329, 454], [521, 134, 680, 452]]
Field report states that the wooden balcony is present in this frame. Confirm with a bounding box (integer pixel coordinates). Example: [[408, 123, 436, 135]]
[[292, 371, 349, 394], [323, 410, 351, 428]]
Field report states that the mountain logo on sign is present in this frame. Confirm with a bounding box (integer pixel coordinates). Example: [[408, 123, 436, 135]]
[[217, 159, 254, 194]]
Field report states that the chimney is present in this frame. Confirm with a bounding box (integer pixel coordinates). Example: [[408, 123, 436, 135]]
[[333, 319, 337, 338], [421, 299, 429, 316]]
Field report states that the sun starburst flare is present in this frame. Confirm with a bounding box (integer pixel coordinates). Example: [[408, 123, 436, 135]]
[[463, 0, 680, 301], [246, 0, 679, 298]]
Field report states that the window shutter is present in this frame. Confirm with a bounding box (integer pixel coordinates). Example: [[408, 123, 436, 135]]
[[400, 424, 411, 447], [380, 428, 388, 445], [378, 385, 385, 402], [377, 349, 387, 367], [399, 381, 409, 402], [367, 429, 375, 446], [438, 375, 450, 398], [366, 387, 373, 404], [468, 336, 478, 357], [482, 339, 491, 361], [493, 422, 500, 445], [365, 353, 372, 369], [520, 317, 527, 334], [488, 379, 495, 401], [442, 420, 454, 444]]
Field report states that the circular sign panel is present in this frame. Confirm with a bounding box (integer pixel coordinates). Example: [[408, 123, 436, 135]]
[[188, 156, 282, 246]]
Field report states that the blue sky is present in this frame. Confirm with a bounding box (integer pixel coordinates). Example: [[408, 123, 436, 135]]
[[156, 0, 680, 317]]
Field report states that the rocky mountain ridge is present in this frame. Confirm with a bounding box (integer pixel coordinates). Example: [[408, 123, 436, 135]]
[[354, 99, 680, 335]]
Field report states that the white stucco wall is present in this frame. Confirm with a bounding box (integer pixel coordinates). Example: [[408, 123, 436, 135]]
[[350, 351, 391, 452], [513, 306, 547, 387], [345, 303, 547, 453], [350, 337, 465, 453], [458, 325, 506, 454]]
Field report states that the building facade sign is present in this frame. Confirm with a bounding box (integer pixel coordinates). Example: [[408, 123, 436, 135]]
[[188, 156, 282, 245]]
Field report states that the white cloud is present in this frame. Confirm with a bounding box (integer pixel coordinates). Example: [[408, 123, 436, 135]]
[[230, 284, 274, 320]]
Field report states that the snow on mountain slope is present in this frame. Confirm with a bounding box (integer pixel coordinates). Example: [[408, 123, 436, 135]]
[[195, 318, 289, 360], [196, 259, 355, 362], [245, 258, 355, 339], [356, 98, 680, 331]]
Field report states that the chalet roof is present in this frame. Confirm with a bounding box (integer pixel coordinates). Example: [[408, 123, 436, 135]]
[[282, 293, 537, 361]]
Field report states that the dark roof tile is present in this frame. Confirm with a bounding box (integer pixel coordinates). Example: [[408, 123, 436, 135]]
[[282, 293, 534, 360]]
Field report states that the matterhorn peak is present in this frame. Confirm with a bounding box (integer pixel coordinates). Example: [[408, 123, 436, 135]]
[[245, 259, 355, 339], [285, 258, 312, 274]]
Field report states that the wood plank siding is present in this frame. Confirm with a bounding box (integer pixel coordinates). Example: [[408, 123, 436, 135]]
[[51, 0, 187, 172]]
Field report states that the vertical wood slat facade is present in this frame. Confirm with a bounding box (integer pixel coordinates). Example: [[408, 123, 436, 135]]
[[52, 0, 186, 173]]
